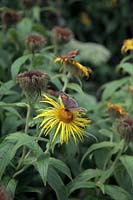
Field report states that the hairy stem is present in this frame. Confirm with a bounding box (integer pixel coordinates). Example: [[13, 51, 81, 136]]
[[62, 72, 71, 92]]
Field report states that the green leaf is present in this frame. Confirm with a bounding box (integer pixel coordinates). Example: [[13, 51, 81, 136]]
[[11, 54, 31, 80], [102, 77, 128, 100], [6, 132, 43, 155], [68, 181, 96, 195], [104, 185, 130, 200], [0, 141, 17, 179], [0, 102, 28, 108], [1, 115, 23, 134], [18, 186, 41, 194], [35, 153, 50, 186], [49, 157, 72, 180], [118, 62, 133, 75], [0, 105, 21, 118], [98, 167, 114, 184], [47, 167, 68, 200], [67, 83, 83, 94], [0, 133, 43, 179], [73, 169, 102, 182], [120, 155, 133, 187], [80, 141, 116, 167], [67, 169, 102, 194], [17, 18, 33, 37], [6, 179, 17, 199], [99, 129, 114, 139], [0, 80, 16, 96], [74, 92, 97, 110], [32, 6, 41, 21]]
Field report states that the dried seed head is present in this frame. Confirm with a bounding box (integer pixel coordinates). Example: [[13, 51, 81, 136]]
[[117, 117, 133, 142], [52, 26, 73, 44], [1, 9, 20, 26], [17, 70, 50, 99], [25, 34, 46, 53], [22, 0, 40, 9]]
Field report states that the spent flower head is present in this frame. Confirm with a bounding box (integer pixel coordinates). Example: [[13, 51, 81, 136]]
[[52, 26, 73, 44], [25, 34, 46, 53], [107, 103, 128, 118], [35, 92, 91, 144], [121, 38, 133, 54], [54, 50, 92, 78], [1, 9, 20, 26], [117, 117, 133, 142], [17, 70, 50, 100]]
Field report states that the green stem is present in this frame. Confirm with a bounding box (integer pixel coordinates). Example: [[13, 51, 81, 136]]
[[62, 72, 71, 92], [24, 104, 31, 134], [53, 38, 58, 56], [111, 145, 124, 169], [16, 104, 31, 170]]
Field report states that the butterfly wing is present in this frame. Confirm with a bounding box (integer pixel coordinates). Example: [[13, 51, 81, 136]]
[[59, 91, 86, 112]]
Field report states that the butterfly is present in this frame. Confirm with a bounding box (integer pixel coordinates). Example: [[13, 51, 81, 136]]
[[59, 91, 86, 112]]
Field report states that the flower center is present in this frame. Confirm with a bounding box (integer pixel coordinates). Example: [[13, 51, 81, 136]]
[[58, 108, 74, 123]]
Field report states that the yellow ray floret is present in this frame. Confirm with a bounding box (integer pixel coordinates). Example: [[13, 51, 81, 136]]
[[35, 94, 91, 144], [121, 38, 133, 54], [107, 102, 128, 118], [54, 57, 92, 78]]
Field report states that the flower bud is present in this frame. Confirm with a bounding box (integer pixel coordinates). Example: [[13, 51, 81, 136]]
[[17, 70, 50, 99], [117, 117, 133, 142]]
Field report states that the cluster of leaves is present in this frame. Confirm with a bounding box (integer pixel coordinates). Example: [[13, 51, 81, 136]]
[[0, 0, 133, 200]]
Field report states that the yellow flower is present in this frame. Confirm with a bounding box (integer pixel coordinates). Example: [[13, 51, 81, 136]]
[[107, 103, 128, 118], [80, 12, 91, 26], [54, 56, 92, 78], [121, 38, 133, 53], [35, 94, 91, 144]]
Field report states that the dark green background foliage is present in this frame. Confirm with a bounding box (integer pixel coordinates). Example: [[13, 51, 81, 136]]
[[0, 0, 133, 200]]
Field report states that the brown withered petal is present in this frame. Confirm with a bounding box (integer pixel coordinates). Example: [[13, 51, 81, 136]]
[[2, 10, 20, 25], [117, 117, 133, 142], [52, 26, 73, 44], [60, 49, 79, 60], [17, 70, 50, 99], [25, 34, 46, 53]]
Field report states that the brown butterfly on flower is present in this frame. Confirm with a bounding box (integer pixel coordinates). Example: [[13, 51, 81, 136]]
[[59, 91, 86, 112]]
